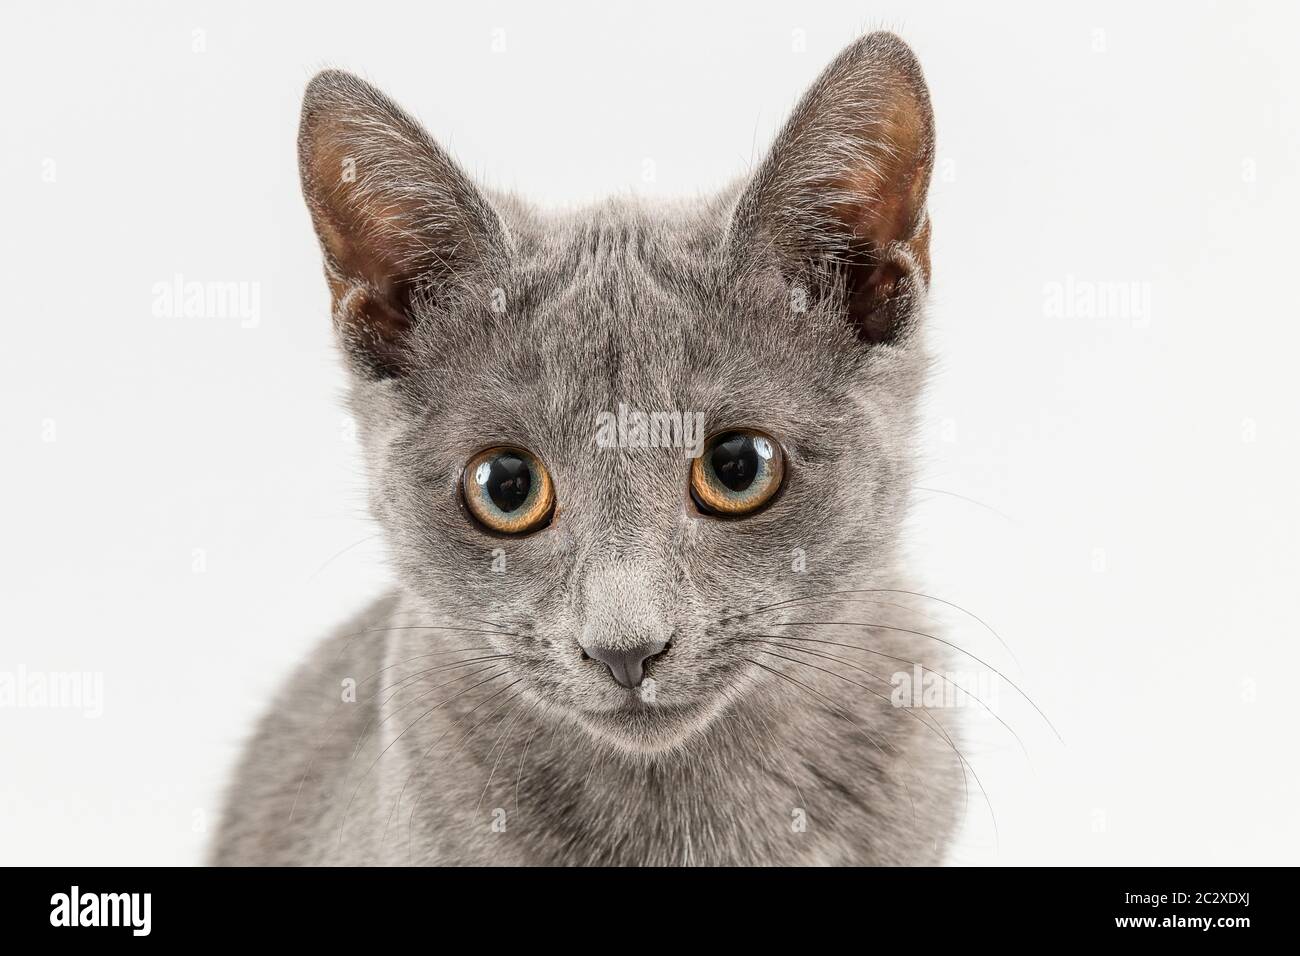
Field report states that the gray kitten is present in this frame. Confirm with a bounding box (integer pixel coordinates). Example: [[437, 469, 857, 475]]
[[212, 32, 966, 866]]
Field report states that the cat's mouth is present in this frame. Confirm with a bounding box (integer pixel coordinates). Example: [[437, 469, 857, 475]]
[[574, 698, 720, 754]]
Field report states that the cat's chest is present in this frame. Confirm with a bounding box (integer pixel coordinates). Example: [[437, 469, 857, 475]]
[[393, 755, 885, 866]]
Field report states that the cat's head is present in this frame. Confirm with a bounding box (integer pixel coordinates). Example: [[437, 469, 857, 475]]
[[299, 33, 935, 754]]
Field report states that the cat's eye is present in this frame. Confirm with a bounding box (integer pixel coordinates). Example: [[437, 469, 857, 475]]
[[462, 446, 555, 535], [690, 429, 785, 516]]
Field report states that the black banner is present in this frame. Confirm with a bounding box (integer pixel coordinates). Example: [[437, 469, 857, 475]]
[[0, 866, 1275, 942]]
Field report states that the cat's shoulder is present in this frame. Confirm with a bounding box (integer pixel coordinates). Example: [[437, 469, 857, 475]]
[[208, 592, 402, 864]]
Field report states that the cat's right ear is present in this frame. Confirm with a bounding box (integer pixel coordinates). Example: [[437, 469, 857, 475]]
[[298, 70, 508, 378], [726, 33, 935, 346]]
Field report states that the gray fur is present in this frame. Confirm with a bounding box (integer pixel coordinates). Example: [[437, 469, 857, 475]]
[[212, 32, 963, 866]]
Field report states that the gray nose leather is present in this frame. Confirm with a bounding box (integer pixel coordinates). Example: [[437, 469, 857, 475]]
[[582, 640, 668, 688]]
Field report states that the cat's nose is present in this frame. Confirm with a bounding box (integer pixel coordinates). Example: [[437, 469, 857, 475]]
[[580, 639, 669, 688]]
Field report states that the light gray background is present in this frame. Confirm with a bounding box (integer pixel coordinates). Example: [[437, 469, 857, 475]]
[[2, 0, 1297, 865]]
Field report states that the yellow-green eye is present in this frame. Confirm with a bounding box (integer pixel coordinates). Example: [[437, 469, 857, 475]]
[[462, 446, 555, 534], [690, 429, 785, 516]]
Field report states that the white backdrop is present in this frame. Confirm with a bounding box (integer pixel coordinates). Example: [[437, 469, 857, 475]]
[[2, 0, 1297, 865]]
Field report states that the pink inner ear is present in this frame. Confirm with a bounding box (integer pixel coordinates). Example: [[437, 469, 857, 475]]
[[840, 255, 905, 345], [830, 79, 933, 254], [332, 285, 414, 378], [836, 167, 916, 249], [825, 157, 931, 345]]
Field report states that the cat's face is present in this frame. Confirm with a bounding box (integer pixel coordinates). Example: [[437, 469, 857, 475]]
[[300, 34, 935, 754]]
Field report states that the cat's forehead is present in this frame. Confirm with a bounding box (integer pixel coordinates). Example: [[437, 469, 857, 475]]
[[483, 207, 715, 368], [400, 200, 861, 455], [505, 212, 798, 389], [514, 200, 721, 304], [411, 282, 846, 465]]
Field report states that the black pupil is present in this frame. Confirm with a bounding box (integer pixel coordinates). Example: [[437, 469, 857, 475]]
[[485, 454, 532, 512], [710, 434, 760, 492]]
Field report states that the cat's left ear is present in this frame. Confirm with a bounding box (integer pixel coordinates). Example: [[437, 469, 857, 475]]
[[728, 33, 935, 345], [298, 70, 509, 378]]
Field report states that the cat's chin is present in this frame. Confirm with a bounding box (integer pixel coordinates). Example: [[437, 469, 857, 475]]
[[575, 701, 720, 756]]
